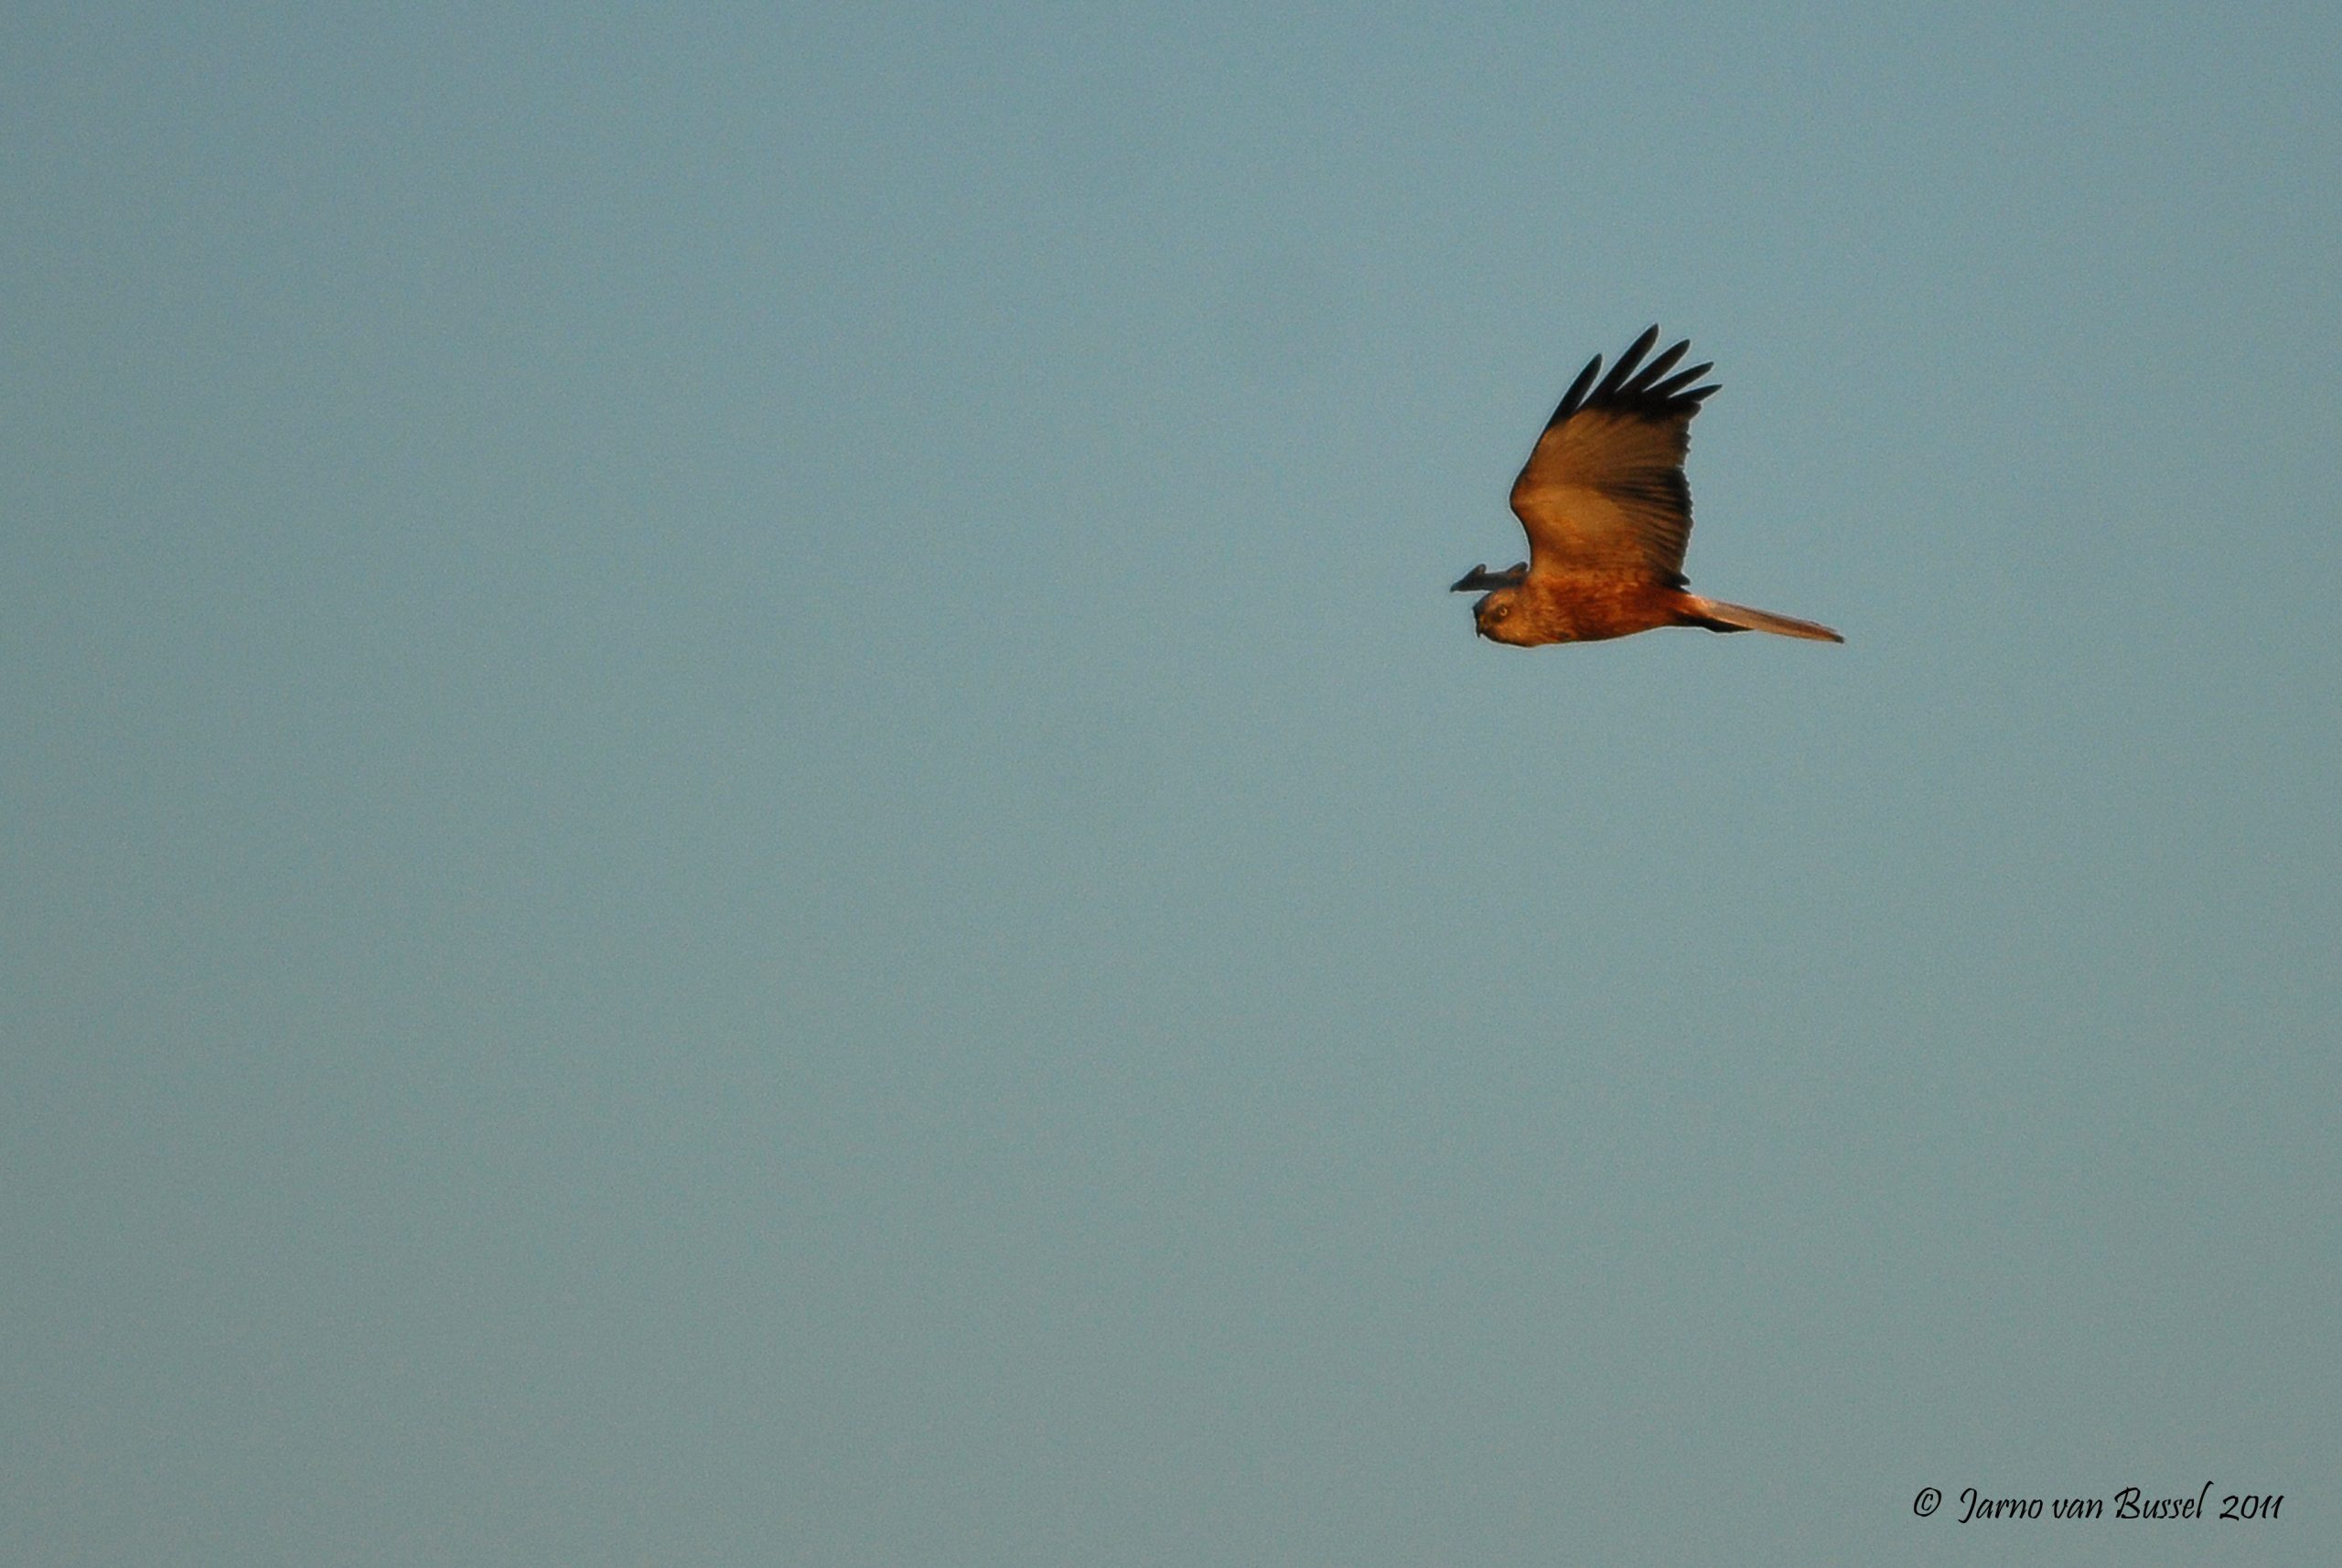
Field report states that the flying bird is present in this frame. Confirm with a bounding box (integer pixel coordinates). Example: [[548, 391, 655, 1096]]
[[1453, 326, 1842, 646]]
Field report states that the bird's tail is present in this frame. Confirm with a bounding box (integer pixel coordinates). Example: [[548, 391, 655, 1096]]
[[1680, 595, 1843, 643]]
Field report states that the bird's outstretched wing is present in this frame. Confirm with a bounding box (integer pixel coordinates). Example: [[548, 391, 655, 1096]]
[[1449, 561, 1528, 592], [1508, 326, 1718, 585]]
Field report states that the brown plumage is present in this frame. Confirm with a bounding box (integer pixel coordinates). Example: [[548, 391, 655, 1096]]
[[1453, 327, 1842, 647]]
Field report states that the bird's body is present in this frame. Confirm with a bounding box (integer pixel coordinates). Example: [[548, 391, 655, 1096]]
[[1477, 572, 1685, 645], [1455, 327, 1841, 647]]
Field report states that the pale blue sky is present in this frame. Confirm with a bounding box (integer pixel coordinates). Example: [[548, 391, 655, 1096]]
[[6, 3, 2338, 1563]]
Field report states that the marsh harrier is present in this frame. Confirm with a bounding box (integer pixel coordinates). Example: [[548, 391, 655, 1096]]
[[1453, 327, 1842, 646]]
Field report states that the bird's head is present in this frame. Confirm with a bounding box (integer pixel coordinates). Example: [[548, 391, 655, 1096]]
[[1472, 585, 1532, 644], [1452, 562, 1532, 643]]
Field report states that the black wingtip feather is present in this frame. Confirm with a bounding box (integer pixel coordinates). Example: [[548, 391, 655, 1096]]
[[1621, 338, 1691, 394], [1547, 352, 1605, 426], [1644, 361, 1714, 400], [1592, 325, 1660, 402]]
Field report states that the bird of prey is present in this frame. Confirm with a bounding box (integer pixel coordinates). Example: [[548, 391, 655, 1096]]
[[1453, 326, 1842, 646]]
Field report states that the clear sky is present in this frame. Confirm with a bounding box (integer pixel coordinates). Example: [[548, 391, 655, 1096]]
[[6, 3, 2337, 1563]]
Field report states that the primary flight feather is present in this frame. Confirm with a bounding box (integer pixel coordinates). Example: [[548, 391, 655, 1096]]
[[1453, 326, 1842, 646]]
